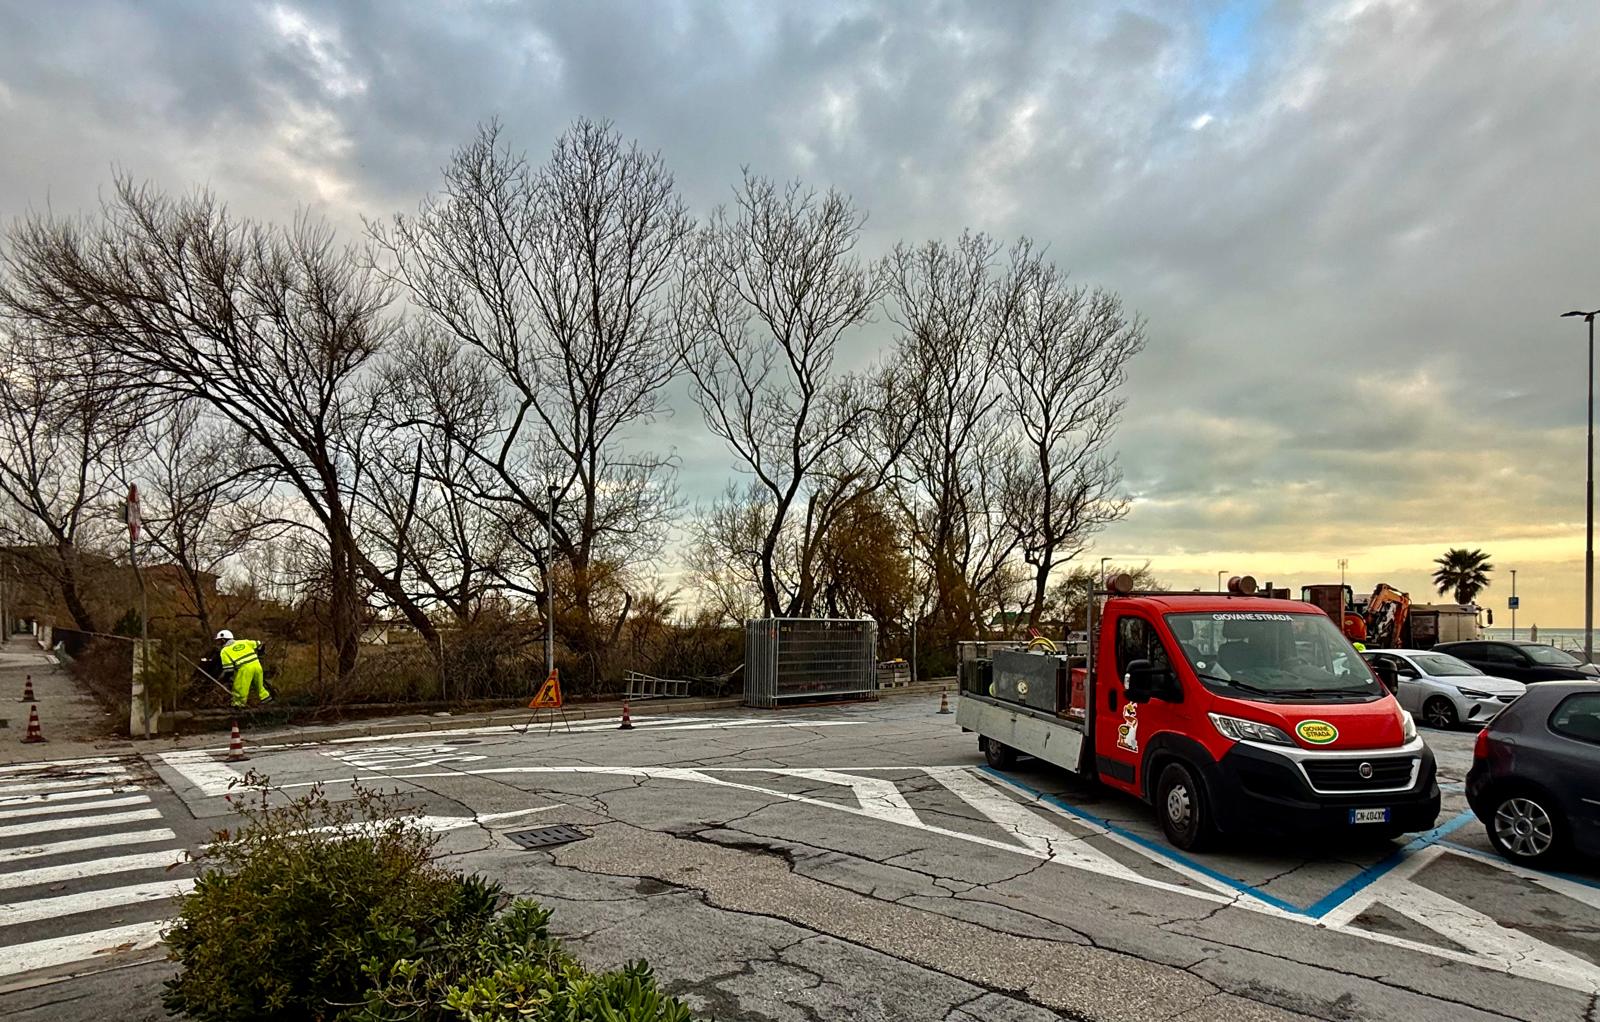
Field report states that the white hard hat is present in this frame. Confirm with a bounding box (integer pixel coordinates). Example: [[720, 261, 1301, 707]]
[[214, 629, 234, 642]]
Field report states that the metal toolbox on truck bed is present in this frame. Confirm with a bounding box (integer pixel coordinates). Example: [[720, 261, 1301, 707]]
[[991, 648, 1069, 714]]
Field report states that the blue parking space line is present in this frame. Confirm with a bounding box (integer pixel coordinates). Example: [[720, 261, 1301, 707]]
[[1301, 810, 1477, 918], [980, 766, 1477, 919], [979, 767, 1308, 915]]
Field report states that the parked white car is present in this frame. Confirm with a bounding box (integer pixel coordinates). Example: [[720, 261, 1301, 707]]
[[1362, 649, 1525, 729]]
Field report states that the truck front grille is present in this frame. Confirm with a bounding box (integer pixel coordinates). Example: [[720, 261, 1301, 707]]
[[1301, 756, 1415, 792]]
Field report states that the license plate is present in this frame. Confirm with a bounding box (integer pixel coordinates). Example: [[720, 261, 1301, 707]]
[[1349, 808, 1390, 825]]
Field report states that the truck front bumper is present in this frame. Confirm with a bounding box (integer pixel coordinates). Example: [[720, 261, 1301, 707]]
[[1207, 740, 1441, 836]]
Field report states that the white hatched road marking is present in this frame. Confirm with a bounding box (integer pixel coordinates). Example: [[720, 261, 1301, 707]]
[[0, 794, 150, 819], [0, 807, 161, 839], [0, 921, 167, 980], [0, 878, 196, 926], [0, 850, 188, 892], [781, 768, 923, 827]]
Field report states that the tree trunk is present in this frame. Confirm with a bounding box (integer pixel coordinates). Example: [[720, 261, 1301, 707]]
[[56, 543, 99, 635]]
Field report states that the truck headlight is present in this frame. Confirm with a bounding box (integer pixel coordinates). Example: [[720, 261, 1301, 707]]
[[1399, 709, 1418, 742], [1209, 713, 1294, 746]]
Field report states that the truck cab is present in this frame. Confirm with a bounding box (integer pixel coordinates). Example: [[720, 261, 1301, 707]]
[[959, 577, 1442, 850]]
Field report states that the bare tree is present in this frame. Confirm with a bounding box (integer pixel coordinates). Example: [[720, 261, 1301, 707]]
[[370, 119, 689, 683], [885, 232, 1018, 638], [0, 331, 140, 633], [136, 400, 264, 636], [996, 243, 1145, 628], [0, 179, 430, 684], [678, 173, 893, 617]]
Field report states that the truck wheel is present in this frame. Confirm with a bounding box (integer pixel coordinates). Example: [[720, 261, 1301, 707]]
[[1422, 696, 1459, 730], [984, 737, 1017, 770], [1156, 762, 1216, 852]]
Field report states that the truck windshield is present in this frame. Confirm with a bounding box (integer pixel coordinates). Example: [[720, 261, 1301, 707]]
[[1164, 611, 1382, 700]]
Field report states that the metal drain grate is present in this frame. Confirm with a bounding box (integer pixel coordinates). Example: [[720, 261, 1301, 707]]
[[506, 825, 588, 850]]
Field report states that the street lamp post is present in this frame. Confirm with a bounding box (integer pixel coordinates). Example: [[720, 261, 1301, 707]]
[[545, 484, 559, 676], [1562, 309, 1600, 663], [1217, 570, 1226, 592], [1510, 568, 1517, 641]]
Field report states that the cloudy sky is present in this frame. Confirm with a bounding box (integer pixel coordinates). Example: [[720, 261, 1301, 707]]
[[2, 0, 1597, 624]]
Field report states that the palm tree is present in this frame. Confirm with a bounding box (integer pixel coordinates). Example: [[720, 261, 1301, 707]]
[[1432, 548, 1494, 604]]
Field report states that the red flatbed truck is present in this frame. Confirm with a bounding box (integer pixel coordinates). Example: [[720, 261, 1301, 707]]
[[959, 575, 1442, 849]]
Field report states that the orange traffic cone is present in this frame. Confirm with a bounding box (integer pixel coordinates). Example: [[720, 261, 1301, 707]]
[[18, 675, 33, 702], [618, 701, 634, 730], [224, 721, 248, 762], [21, 704, 44, 743], [938, 688, 953, 714]]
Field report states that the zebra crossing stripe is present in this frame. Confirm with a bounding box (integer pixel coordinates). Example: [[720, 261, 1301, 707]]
[[0, 878, 196, 926], [0, 828, 176, 865], [0, 808, 161, 840], [0, 921, 167, 980], [0, 786, 141, 807], [0, 774, 131, 796], [0, 757, 117, 773], [0, 850, 187, 892], [0, 795, 150, 820]]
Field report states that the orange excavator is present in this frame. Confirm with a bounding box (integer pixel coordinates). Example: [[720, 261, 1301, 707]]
[[1299, 582, 1411, 648]]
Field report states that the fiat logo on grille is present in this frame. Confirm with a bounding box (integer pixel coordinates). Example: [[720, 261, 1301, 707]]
[[1358, 762, 1375, 780]]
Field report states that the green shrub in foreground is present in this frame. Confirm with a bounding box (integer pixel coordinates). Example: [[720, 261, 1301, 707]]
[[164, 776, 699, 1022], [163, 779, 500, 1021]]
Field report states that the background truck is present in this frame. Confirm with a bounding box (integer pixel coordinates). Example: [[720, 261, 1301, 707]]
[[958, 575, 1441, 850]]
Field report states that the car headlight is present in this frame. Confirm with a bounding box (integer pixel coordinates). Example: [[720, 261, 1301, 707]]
[[1399, 709, 1418, 742], [1209, 713, 1295, 746], [1457, 688, 1490, 699]]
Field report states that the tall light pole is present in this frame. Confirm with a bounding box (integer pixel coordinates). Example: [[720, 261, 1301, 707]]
[[1563, 309, 1599, 663], [545, 484, 559, 676], [1510, 568, 1517, 641]]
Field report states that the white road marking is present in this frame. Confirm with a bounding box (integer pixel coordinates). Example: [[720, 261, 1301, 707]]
[[1439, 842, 1600, 915], [0, 921, 167, 979], [0, 786, 142, 808], [0, 879, 195, 925], [0, 828, 176, 864], [0, 851, 189, 892], [0, 795, 150, 820], [0, 774, 130, 796], [1382, 876, 1600, 992], [157, 750, 245, 798], [0, 757, 117, 773], [0, 807, 161, 839], [923, 767, 1149, 885], [1319, 845, 1443, 928], [782, 768, 922, 827]]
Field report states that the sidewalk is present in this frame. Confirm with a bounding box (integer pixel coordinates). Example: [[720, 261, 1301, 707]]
[[0, 636, 127, 764]]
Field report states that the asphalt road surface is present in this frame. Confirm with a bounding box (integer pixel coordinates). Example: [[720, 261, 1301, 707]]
[[3, 699, 1599, 1021]]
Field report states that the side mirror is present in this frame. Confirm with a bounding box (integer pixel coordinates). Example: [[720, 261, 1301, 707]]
[[1124, 659, 1176, 703], [1371, 661, 1399, 692]]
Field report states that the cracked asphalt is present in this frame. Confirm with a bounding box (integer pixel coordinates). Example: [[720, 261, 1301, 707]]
[[7, 699, 1600, 1021]]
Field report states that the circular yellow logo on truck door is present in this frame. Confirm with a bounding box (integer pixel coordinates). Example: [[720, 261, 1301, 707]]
[[1296, 720, 1339, 745]]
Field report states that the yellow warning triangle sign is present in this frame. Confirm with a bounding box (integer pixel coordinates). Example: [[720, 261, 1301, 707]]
[[529, 668, 563, 709]]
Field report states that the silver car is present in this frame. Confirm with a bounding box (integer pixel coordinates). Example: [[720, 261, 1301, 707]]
[[1363, 649, 1525, 729]]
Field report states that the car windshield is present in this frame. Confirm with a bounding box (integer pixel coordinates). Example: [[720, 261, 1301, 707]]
[[1165, 611, 1381, 699], [1522, 644, 1583, 666], [1410, 653, 1482, 677]]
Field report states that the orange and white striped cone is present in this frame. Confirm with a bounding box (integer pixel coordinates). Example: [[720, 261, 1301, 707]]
[[21, 704, 44, 743], [618, 701, 634, 730], [18, 675, 33, 702], [938, 688, 953, 714], [224, 721, 248, 762]]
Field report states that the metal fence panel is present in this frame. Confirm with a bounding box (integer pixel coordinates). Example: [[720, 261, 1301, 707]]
[[744, 618, 877, 707]]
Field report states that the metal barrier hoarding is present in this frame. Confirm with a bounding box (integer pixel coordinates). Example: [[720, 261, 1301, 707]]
[[744, 618, 878, 707]]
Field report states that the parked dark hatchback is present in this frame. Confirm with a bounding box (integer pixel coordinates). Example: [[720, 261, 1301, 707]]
[[1433, 640, 1600, 684], [1466, 681, 1600, 865]]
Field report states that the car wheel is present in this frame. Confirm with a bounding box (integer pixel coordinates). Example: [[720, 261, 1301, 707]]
[[1422, 696, 1459, 730], [983, 736, 1017, 770], [1156, 761, 1216, 852], [1487, 789, 1567, 866]]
